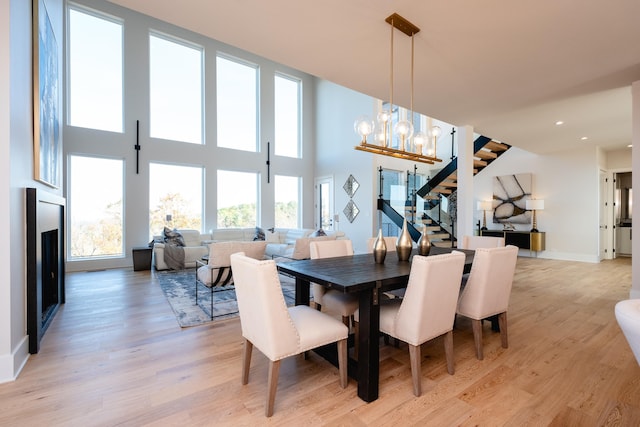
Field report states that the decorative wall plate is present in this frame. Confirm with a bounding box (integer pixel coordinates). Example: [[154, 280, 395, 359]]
[[343, 200, 360, 223], [343, 174, 359, 198]]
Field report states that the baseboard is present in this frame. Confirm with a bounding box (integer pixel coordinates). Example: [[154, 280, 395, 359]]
[[0, 335, 29, 383], [525, 250, 600, 263]]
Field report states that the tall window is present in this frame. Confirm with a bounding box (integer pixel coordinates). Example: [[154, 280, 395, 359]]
[[217, 170, 258, 227], [149, 33, 203, 144], [67, 6, 123, 132], [69, 155, 123, 258], [217, 56, 258, 152], [275, 175, 300, 228], [149, 163, 203, 237], [274, 74, 301, 157]]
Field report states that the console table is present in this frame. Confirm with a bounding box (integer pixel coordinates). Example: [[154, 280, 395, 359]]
[[481, 230, 545, 252]]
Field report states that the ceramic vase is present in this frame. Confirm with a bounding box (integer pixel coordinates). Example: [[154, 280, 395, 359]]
[[396, 219, 413, 261], [372, 228, 387, 264], [417, 226, 432, 256]]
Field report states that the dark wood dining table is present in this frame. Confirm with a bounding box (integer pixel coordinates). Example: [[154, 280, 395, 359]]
[[276, 246, 474, 402]]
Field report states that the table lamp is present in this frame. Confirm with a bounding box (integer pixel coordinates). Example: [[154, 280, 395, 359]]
[[477, 200, 493, 230], [525, 199, 544, 232]]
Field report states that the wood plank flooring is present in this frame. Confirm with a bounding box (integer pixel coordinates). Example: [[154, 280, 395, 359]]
[[1, 256, 639, 426]]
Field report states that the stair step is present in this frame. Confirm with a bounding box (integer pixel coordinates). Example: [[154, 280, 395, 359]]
[[473, 159, 488, 168], [427, 233, 450, 241], [432, 241, 453, 248], [484, 140, 509, 151], [421, 194, 439, 200], [475, 149, 498, 160], [423, 226, 441, 232], [433, 187, 452, 195], [439, 181, 458, 188]]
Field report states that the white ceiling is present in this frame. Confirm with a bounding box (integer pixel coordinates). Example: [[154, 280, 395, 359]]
[[109, 0, 640, 154]]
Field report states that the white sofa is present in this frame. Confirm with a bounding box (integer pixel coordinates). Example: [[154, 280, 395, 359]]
[[153, 227, 265, 270], [153, 227, 346, 269], [264, 228, 347, 260]]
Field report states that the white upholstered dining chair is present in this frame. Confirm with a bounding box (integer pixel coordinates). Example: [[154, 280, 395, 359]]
[[615, 299, 640, 366], [229, 253, 348, 417], [459, 235, 505, 250], [357, 251, 466, 397], [310, 239, 357, 328], [456, 245, 518, 360]]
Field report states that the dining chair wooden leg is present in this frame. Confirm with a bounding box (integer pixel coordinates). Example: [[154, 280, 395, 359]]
[[266, 359, 281, 417], [498, 311, 508, 348], [242, 339, 253, 385], [471, 319, 484, 360], [444, 330, 455, 375], [408, 344, 422, 397], [337, 338, 348, 388]]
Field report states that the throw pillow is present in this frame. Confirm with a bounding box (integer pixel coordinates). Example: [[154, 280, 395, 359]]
[[253, 226, 266, 241], [163, 227, 185, 246], [312, 228, 327, 237]]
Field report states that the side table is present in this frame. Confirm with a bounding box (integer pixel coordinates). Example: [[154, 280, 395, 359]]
[[132, 246, 152, 271]]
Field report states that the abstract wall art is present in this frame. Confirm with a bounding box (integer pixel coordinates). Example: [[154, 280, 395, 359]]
[[492, 173, 532, 224], [33, 0, 61, 188]]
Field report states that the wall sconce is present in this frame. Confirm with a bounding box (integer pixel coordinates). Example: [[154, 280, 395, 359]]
[[525, 199, 544, 232], [477, 200, 493, 230]]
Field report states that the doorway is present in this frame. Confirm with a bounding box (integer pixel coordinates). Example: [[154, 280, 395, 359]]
[[315, 176, 335, 232]]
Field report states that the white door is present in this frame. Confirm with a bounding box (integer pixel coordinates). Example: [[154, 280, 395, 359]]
[[599, 170, 612, 260], [315, 176, 334, 231]]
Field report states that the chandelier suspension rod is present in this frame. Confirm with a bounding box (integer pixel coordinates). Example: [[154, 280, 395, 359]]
[[389, 17, 394, 148]]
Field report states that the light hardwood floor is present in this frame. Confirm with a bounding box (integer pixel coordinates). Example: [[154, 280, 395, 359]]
[[1, 256, 639, 426]]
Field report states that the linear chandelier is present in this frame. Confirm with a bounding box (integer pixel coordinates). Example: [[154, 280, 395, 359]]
[[354, 13, 442, 165]]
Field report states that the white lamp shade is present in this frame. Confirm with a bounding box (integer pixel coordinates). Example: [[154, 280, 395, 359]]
[[526, 199, 544, 210], [478, 200, 493, 211]]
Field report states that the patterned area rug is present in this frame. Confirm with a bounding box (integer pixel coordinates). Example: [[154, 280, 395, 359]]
[[156, 268, 297, 328]]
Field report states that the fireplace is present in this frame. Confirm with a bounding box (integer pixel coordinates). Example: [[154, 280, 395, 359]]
[[26, 188, 66, 354]]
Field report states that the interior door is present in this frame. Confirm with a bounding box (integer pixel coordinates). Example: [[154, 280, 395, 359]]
[[599, 170, 612, 260], [315, 176, 334, 231]]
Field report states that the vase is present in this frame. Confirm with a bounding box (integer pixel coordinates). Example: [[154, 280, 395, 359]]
[[396, 219, 413, 261], [372, 228, 387, 264], [417, 226, 431, 256]]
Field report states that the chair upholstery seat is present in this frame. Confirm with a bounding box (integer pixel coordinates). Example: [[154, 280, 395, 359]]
[[318, 290, 359, 318], [288, 305, 349, 355]]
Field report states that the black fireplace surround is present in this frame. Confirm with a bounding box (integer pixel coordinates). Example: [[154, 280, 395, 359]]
[[26, 188, 66, 354]]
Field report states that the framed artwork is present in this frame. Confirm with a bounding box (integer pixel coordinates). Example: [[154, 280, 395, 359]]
[[492, 173, 532, 224], [343, 174, 359, 198], [343, 200, 360, 223], [33, 0, 61, 188]]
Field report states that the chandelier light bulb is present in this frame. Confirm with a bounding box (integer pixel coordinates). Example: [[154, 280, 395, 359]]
[[354, 116, 375, 144], [429, 125, 442, 140], [394, 120, 414, 151], [413, 131, 427, 154]]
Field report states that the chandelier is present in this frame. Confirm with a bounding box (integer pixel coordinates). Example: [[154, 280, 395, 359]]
[[354, 13, 442, 165]]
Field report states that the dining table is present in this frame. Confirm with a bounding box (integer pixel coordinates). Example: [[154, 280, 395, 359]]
[[276, 245, 474, 402]]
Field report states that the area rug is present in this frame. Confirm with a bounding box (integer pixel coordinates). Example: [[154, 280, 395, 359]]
[[156, 269, 297, 328]]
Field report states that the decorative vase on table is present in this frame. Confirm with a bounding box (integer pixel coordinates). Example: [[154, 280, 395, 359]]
[[372, 228, 387, 264], [396, 219, 413, 261], [417, 226, 431, 256]]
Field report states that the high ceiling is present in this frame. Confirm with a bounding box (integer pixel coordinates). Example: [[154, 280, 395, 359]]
[[109, 0, 640, 154]]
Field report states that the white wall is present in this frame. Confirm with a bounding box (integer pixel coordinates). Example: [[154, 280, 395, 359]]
[[472, 146, 601, 262], [632, 80, 640, 299], [1, 0, 64, 382]]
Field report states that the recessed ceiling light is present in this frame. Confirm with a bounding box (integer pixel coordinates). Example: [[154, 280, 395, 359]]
[[555, 121, 564, 125], [628, 144, 633, 148], [581, 136, 588, 141]]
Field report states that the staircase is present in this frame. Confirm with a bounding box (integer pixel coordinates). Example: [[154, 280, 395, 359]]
[[377, 135, 511, 247]]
